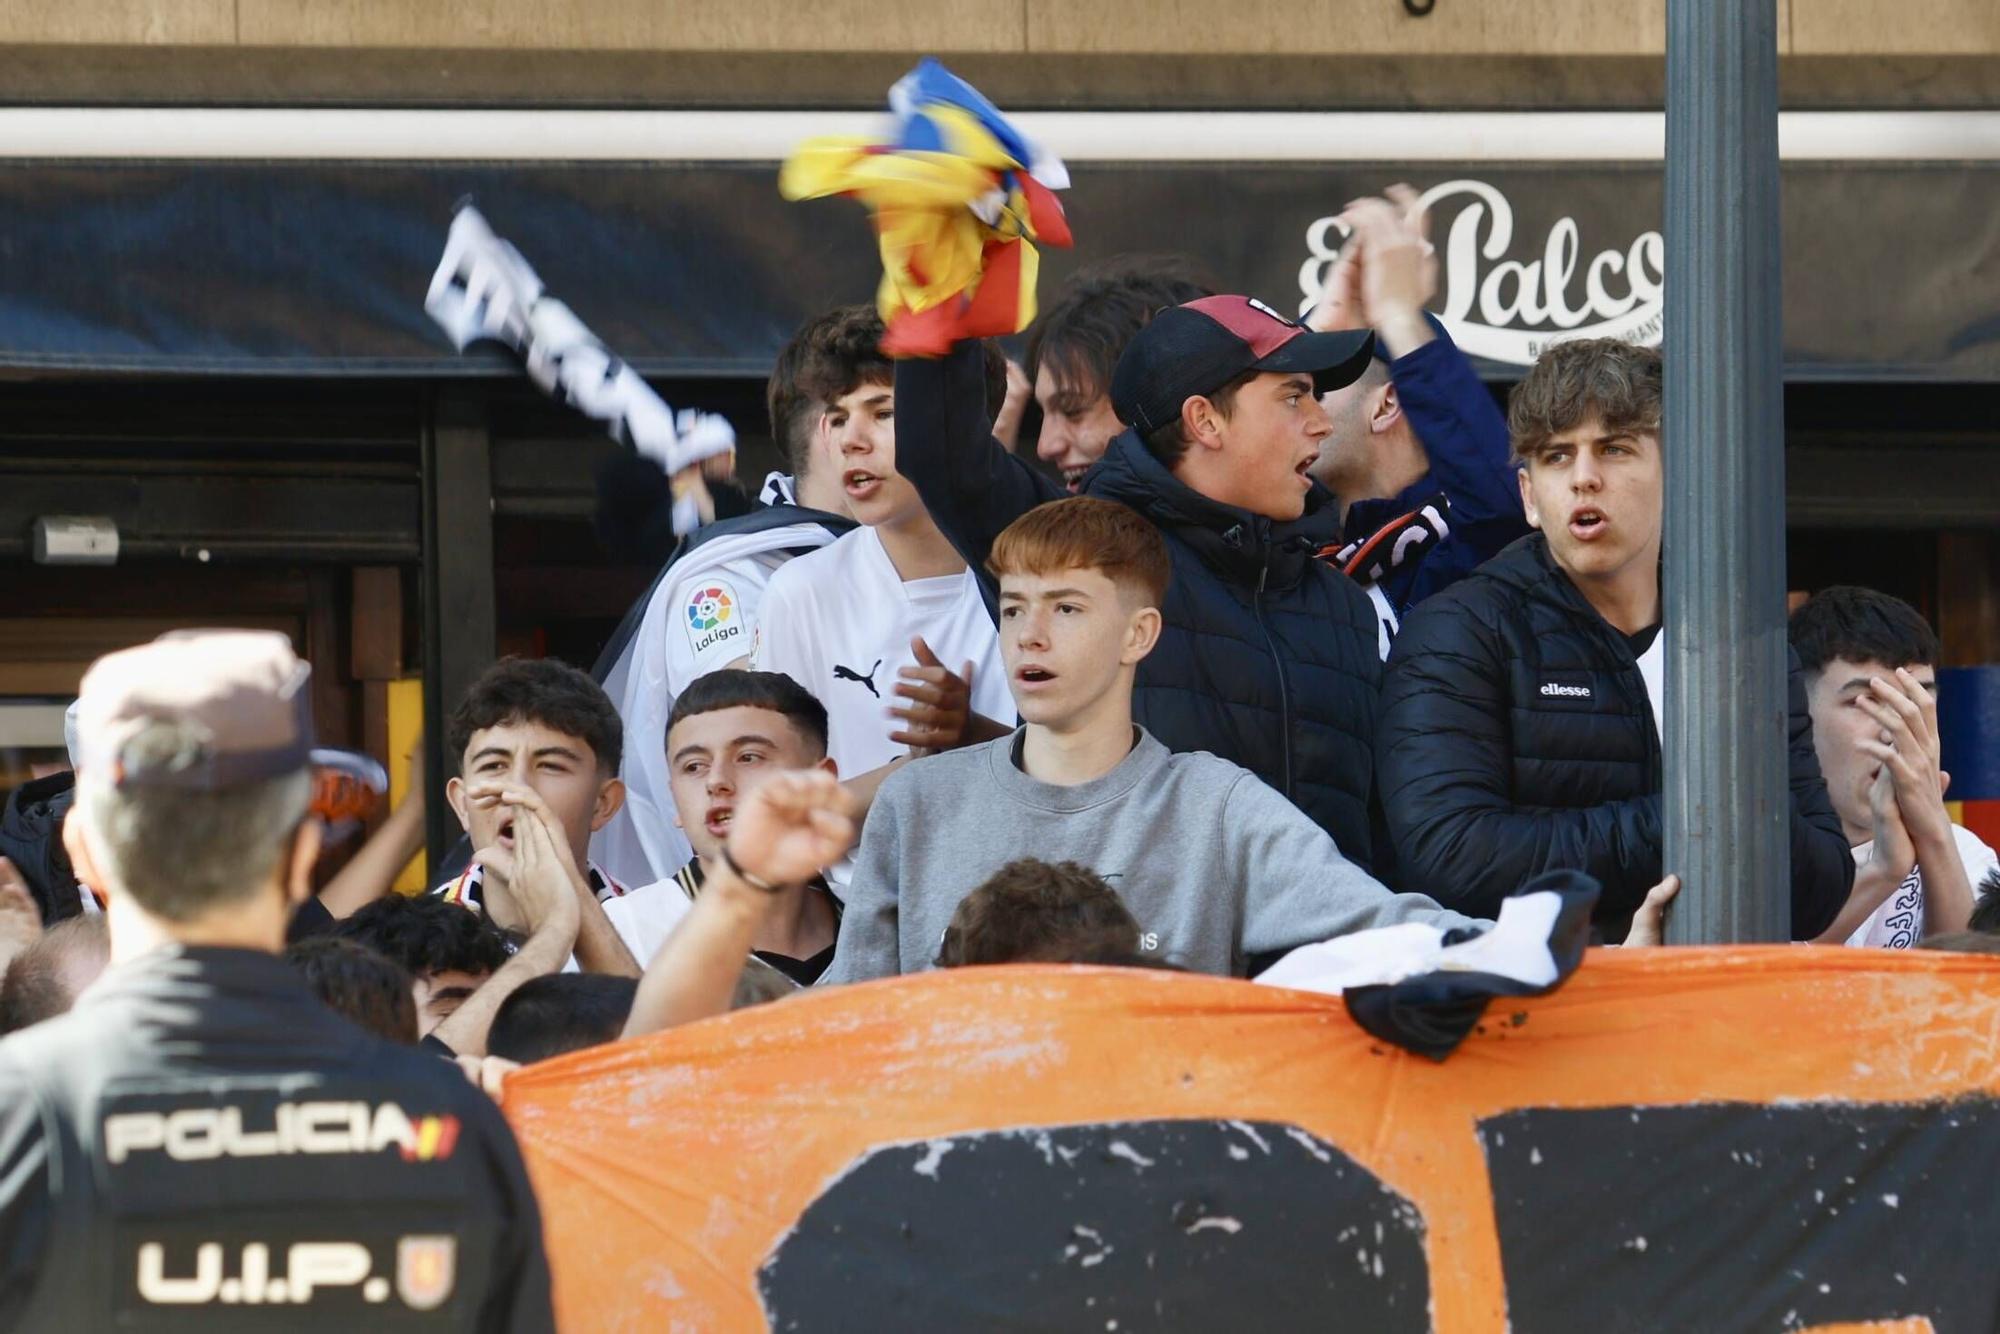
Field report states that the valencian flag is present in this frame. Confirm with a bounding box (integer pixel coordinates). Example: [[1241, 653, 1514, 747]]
[[507, 950, 2000, 1331], [779, 58, 1072, 357]]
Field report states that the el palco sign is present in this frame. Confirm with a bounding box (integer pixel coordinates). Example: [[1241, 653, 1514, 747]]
[[1297, 179, 1666, 366]]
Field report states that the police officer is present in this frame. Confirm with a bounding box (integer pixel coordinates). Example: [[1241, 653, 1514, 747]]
[[0, 631, 553, 1331]]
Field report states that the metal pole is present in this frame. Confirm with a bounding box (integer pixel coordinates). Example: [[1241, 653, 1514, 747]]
[[419, 385, 497, 880], [1662, 0, 1790, 942]]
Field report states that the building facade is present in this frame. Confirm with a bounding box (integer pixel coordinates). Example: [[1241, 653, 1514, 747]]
[[1, 1, 1994, 863]]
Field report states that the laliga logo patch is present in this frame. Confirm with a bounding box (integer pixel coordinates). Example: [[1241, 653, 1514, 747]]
[[685, 581, 745, 658], [686, 585, 734, 631]]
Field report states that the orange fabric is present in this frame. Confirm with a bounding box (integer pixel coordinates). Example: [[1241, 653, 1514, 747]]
[[504, 947, 2000, 1331]]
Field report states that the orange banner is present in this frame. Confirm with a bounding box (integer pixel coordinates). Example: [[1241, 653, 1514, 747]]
[[505, 947, 2000, 1332]]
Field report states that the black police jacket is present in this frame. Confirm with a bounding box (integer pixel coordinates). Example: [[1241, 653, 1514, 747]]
[[0, 946, 553, 1331], [894, 345, 1385, 867], [1375, 533, 1854, 937]]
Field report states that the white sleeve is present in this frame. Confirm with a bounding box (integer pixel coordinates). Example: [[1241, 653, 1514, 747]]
[[748, 568, 818, 695], [601, 884, 694, 969], [664, 564, 760, 698], [1957, 826, 2000, 886], [601, 555, 765, 887], [592, 569, 684, 887]]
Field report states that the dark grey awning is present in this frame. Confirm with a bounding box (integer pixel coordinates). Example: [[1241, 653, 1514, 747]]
[[0, 154, 1992, 380]]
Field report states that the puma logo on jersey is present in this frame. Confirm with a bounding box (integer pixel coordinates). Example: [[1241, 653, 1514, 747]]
[[834, 660, 883, 698]]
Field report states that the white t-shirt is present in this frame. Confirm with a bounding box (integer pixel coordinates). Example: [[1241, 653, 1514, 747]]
[[1844, 824, 1999, 949], [751, 525, 1013, 777], [432, 860, 632, 975], [600, 877, 695, 968], [1636, 628, 1665, 742], [591, 474, 844, 887]]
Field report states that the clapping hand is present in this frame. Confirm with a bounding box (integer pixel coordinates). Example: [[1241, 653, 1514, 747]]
[[1312, 183, 1439, 358], [1863, 758, 1917, 884], [1339, 185, 1438, 325], [1307, 233, 1366, 333], [888, 636, 976, 756]]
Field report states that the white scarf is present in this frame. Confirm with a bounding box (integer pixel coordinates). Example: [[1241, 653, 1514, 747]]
[[424, 204, 735, 537]]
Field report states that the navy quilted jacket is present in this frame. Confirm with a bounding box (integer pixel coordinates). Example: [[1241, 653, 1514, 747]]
[[894, 343, 1384, 866], [1375, 532, 1853, 936]]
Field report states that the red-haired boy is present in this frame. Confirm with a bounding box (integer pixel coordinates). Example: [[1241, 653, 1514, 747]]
[[821, 497, 1480, 981]]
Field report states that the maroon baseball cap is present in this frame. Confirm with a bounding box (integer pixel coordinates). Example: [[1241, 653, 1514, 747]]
[[1110, 295, 1376, 436]]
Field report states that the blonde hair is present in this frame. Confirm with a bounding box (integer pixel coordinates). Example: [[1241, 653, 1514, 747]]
[[80, 718, 310, 923]]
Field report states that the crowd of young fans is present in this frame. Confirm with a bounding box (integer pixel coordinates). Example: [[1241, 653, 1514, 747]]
[[0, 183, 1992, 1327]]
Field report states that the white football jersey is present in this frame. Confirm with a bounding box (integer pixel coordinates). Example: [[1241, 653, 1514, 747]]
[[751, 526, 1013, 777], [591, 475, 844, 887]]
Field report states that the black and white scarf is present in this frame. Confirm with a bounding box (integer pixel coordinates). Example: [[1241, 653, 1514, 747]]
[[1327, 499, 1452, 586], [424, 203, 736, 536]]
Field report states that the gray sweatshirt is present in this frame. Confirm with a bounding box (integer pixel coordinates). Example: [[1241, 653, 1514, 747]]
[[820, 728, 1480, 983]]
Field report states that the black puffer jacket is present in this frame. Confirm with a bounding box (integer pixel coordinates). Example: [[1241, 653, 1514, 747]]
[[895, 345, 1385, 866], [0, 772, 81, 923], [1375, 533, 1852, 936], [1085, 434, 1385, 866]]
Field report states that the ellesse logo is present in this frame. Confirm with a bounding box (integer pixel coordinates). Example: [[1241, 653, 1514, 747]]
[[1540, 682, 1592, 699]]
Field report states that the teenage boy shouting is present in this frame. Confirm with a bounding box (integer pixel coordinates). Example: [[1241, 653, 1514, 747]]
[[592, 307, 860, 885], [751, 306, 1014, 777], [894, 291, 1386, 867], [819, 497, 1480, 983], [595, 306, 1012, 884], [601, 671, 845, 984], [1375, 339, 1853, 938], [437, 657, 639, 976]]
